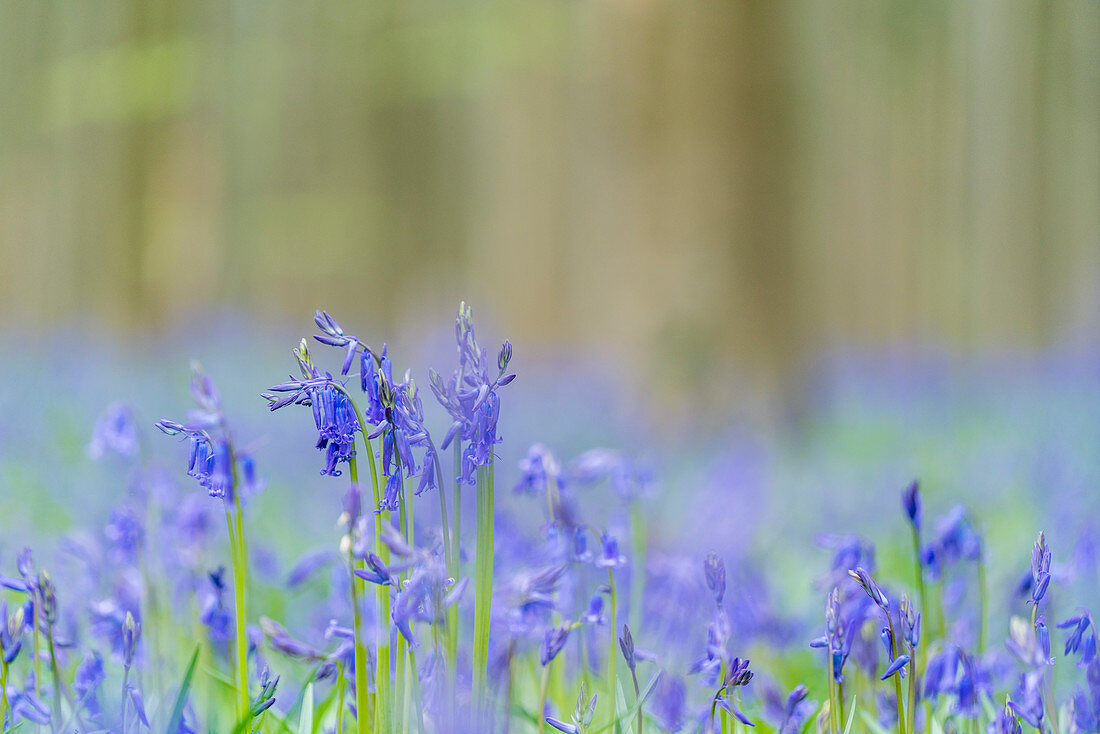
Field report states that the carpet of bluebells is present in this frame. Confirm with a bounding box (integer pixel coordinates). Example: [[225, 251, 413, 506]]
[[2, 307, 1100, 734]]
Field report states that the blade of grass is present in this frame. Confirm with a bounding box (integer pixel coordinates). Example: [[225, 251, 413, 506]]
[[164, 645, 201, 734], [842, 695, 857, 734], [297, 684, 314, 734]]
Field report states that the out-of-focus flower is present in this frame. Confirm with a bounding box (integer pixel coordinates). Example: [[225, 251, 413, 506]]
[[88, 402, 140, 460]]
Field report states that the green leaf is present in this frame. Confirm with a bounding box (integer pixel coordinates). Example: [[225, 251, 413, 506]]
[[615, 680, 632, 731], [164, 645, 201, 734], [589, 672, 660, 734], [842, 695, 858, 734], [859, 707, 891, 734], [298, 683, 314, 734]]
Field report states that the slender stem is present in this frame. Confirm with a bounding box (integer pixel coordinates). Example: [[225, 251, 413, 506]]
[[827, 647, 839, 734], [121, 665, 130, 734], [977, 554, 988, 656], [886, 614, 907, 734], [536, 663, 552, 734], [629, 663, 642, 734], [396, 476, 409, 732], [629, 503, 646, 636], [606, 570, 619, 734], [0, 656, 9, 733], [233, 493, 250, 717], [910, 527, 926, 637], [337, 661, 346, 734], [837, 681, 845, 732], [32, 602, 41, 697], [718, 658, 729, 734], [447, 441, 462, 676], [906, 641, 917, 734], [45, 620, 63, 734], [472, 462, 495, 704], [331, 386, 387, 734], [347, 456, 370, 734]]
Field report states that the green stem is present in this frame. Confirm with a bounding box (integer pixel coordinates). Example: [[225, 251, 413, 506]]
[[32, 598, 41, 697], [232, 492, 250, 721], [45, 620, 64, 734], [827, 647, 840, 734], [447, 441, 462, 677], [606, 570, 619, 734], [536, 663, 552, 734], [472, 462, 495, 705], [0, 656, 9, 733], [886, 614, 906, 734], [906, 642, 917, 734], [629, 662, 642, 734], [121, 665, 130, 734], [718, 658, 729, 734], [337, 661, 346, 734], [396, 476, 409, 731], [334, 386, 388, 734], [629, 503, 646, 636], [347, 455, 370, 734], [977, 554, 988, 656]]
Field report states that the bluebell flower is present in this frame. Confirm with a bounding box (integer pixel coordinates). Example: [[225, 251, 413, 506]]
[[105, 506, 145, 564], [515, 444, 564, 497], [429, 303, 515, 486], [127, 683, 151, 727], [1008, 671, 1045, 729], [157, 369, 244, 503], [286, 548, 337, 589], [988, 708, 1023, 734], [650, 672, 686, 732], [921, 506, 983, 580], [848, 567, 888, 610], [1, 600, 24, 664], [619, 624, 636, 671], [88, 402, 140, 460], [250, 668, 279, 717], [259, 616, 327, 662], [582, 592, 605, 625], [816, 534, 875, 589], [811, 588, 847, 683], [540, 625, 571, 666], [1007, 615, 1048, 669], [1035, 616, 1052, 663], [1071, 657, 1100, 731], [73, 651, 105, 718], [776, 684, 815, 734], [1031, 531, 1052, 605], [704, 551, 726, 606], [594, 533, 626, 569], [569, 448, 653, 503], [902, 480, 921, 532], [123, 610, 140, 669], [199, 568, 233, 645], [1060, 610, 1097, 668], [546, 682, 597, 734], [9, 677, 51, 726], [881, 654, 910, 680]]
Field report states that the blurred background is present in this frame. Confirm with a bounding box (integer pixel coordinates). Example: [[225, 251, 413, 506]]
[[1, 1, 1100, 647], [2, 1, 1098, 418]]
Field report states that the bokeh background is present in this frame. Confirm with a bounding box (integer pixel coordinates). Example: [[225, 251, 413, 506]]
[[2, 1, 1098, 414], [2, 2, 1100, 616]]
